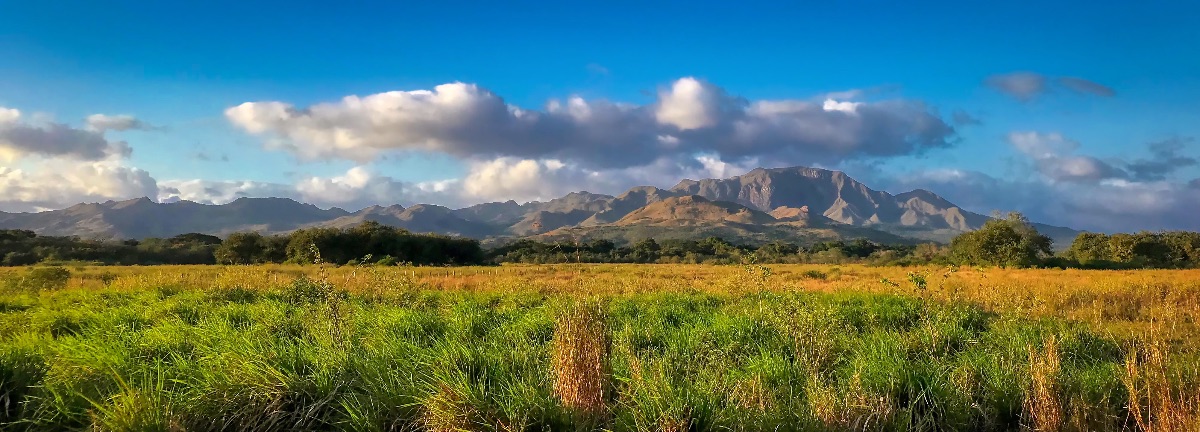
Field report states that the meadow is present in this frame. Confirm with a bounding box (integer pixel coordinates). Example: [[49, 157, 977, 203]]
[[0, 263, 1197, 431]]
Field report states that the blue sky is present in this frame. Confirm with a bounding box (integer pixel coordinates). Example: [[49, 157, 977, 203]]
[[1, 1, 1198, 231]]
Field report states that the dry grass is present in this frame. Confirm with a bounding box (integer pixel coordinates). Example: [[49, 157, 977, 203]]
[[423, 384, 479, 432], [551, 301, 610, 421], [1026, 335, 1064, 431], [1123, 339, 1200, 432]]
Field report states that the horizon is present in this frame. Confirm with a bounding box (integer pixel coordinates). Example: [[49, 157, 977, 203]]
[[2, 2, 1199, 232], [7, 164, 956, 211]]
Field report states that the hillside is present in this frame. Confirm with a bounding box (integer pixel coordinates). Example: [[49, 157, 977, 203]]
[[0, 166, 1080, 246]]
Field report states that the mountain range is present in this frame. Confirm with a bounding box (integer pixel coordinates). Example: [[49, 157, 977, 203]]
[[0, 166, 1080, 246]]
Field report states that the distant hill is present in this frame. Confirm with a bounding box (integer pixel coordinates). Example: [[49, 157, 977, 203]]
[[0, 166, 1080, 246]]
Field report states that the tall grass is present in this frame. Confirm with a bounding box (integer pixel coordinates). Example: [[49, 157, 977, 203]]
[[0, 264, 1196, 430]]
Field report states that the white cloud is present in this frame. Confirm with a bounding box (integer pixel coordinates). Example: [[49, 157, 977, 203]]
[[157, 179, 295, 205], [822, 99, 861, 113], [1008, 131, 1126, 183], [0, 107, 19, 124], [655, 77, 731, 130], [227, 77, 956, 169], [460, 158, 585, 203], [294, 166, 436, 208], [0, 160, 158, 212], [881, 166, 1200, 233]]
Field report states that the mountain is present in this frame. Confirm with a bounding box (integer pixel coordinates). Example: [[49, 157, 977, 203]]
[[533, 195, 914, 245], [0, 197, 349, 239], [0, 166, 1081, 246], [667, 167, 1078, 245]]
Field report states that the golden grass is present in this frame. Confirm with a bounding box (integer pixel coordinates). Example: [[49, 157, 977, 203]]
[[1026, 335, 1063, 431], [14, 263, 1197, 346], [552, 301, 610, 421]]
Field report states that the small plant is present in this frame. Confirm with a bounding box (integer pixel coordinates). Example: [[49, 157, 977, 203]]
[[97, 272, 118, 287], [375, 255, 398, 266], [906, 271, 928, 292]]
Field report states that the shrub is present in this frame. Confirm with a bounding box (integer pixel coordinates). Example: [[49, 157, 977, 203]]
[[376, 255, 399, 266], [801, 270, 828, 280], [8, 266, 71, 291]]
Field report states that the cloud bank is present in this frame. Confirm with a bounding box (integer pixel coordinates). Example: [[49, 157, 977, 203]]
[[225, 77, 957, 170], [881, 132, 1200, 232]]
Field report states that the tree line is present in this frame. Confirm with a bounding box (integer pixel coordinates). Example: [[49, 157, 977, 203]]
[[0, 222, 483, 266], [3, 216, 1198, 268], [489, 213, 1200, 269], [486, 237, 925, 265]]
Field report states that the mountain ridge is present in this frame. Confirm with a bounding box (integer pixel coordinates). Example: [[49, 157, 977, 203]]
[[0, 166, 1081, 246]]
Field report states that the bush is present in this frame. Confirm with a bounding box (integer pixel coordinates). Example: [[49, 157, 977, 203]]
[[8, 267, 71, 291], [376, 255, 398, 266], [281, 276, 333, 305], [801, 270, 828, 280]]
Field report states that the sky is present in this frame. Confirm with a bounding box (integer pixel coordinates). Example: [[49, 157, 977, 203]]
[[1, 1, 1199, 232]]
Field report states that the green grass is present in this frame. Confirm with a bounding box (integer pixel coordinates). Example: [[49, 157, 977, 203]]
[[0, 276, 1194, 431]]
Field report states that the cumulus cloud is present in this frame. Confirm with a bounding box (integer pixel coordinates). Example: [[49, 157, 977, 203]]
[[158, 179, 296, 205], [654, 77, 739, 130], [1008, 132, 1127, 182], [0, 106, 132, 161], [158, 166, 461, 210], [0, 161, 158, 212], [461, 158, 579, 203], [986, 72, 1115, 100], [226, 77, 956, 169], [85, 114, 151, 132]]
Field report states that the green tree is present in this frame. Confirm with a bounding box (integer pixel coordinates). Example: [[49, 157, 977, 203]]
[[215, 232, 268, 264], [1066, 232, 1112, 264], [630, 238, 660, 263], [949, 212, 1052, 267]]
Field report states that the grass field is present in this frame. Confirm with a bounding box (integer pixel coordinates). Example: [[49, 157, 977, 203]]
[[0, 264, 1197, 431]]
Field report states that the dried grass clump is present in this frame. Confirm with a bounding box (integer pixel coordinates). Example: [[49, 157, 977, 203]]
[[423, 384, 480, 432], [1025, 335, 1063, 431], [1123, 339, 1200, 432], [551, 300, 610, 421]]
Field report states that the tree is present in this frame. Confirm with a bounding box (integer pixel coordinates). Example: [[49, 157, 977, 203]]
[[215, 232, 268, 264], [630, 238, 660, 263], [949, 212, 1052, 267], [1066, 232, 1112, 264]]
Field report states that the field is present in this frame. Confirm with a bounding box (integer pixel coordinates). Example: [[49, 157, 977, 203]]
[[0, 264, 1198, 431]]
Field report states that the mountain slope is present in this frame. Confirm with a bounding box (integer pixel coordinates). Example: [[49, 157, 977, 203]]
[[0, 197, 349, 239], [0, 166, 1081, 246], [533, 195, 916, 246]]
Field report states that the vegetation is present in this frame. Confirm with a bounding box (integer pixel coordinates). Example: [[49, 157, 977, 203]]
[[948, 212, 1053, 268], [7, 216, 1200, 270], [3, 222, 485, 267], [0, 230, 220, 266], [0, 264, 1195, 431], [1065, 231, 1200, 269], [488, 237, 919, 265]]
